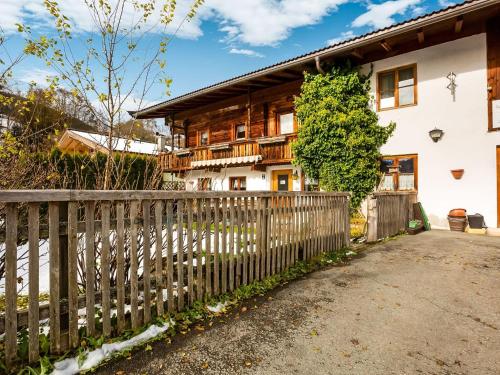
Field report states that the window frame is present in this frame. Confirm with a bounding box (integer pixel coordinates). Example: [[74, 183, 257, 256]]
[[276, 110, 296, 135], [233, 123, 247, 141], [380, 154, 418, 191], [377, 64, 418, 111], [229, 176, 247, 191], [197, 129, 210, 147]]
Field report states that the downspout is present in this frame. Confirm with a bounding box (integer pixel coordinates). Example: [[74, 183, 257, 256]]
[[315, 56, 326, 75]]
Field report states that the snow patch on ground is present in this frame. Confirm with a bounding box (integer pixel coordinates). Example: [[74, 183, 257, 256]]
[[51, 321, 173, 375], [206, 301, 228, 313]]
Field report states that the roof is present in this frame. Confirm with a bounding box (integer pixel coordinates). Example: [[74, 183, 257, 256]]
[[59, 129, 162, 155], [131, 0, 499, 119]]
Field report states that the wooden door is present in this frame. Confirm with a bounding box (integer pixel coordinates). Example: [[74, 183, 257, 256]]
[[487, 17, 500, 131], [497, 146, 500, 227], [271, 169, 292, 191]]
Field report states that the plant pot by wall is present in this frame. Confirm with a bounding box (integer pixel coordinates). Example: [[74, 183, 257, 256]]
[[451, 169, 464, 179]]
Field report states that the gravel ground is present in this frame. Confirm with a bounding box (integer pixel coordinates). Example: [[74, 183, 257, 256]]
[[96, 230, 500, 375]]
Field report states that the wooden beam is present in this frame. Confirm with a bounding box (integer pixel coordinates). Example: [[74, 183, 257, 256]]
[[455, 16, 463, 33], [350, 49, 364, 59], [417, 29, 425, 44], [380, 40, 392, 52]]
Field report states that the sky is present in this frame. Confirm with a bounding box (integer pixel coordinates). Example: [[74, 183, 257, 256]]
[[1, 0, 459, 116]]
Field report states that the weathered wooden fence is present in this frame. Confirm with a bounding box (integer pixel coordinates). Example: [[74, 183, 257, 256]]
[[367, 191, 418, 241], [0, 190, 350, 368]]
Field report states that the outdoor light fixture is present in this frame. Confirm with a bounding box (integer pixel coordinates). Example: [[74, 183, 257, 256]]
[[429, 127, 444, 143], [292, 170, 299, 180]]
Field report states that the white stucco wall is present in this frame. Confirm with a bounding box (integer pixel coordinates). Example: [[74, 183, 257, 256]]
[[184, 164, 303, 192], [365, 34, 500, 228]]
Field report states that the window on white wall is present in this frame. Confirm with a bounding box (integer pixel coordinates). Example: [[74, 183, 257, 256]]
[[377, 64, 417, 110], [379, 155, 418, 191]]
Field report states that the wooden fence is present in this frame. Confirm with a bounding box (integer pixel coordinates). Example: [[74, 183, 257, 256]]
[[367, 191, 417, 241], [0, 190, 350, 368]]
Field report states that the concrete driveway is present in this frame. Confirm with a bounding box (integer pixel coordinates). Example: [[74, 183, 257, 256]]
[[97, 230, 500, 375]]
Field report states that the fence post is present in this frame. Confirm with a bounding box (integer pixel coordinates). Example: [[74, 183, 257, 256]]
[[408, 192, 418, 221], [367, 195, 378, 242]]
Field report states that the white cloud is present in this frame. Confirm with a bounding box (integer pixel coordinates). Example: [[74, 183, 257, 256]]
[[17, 68, 56, 86], [206, 0, 348, 46], [352, 0, 422, 29], [1, 0, 352, 47], [229, 48, 264, 58], [438, 0, 456, 7], [0, 0, 204, 38], [327, 30, 356, 46]]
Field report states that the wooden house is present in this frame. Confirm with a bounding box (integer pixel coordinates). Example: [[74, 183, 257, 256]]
[[132, 0, 500, 231]]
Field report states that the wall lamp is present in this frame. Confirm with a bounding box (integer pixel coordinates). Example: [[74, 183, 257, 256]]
[[429, 127, 444, 143]]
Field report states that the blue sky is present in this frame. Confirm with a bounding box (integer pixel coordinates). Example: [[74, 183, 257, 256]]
[[1, 0, 458, 113]]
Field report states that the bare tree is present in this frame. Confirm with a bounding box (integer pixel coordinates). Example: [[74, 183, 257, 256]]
[[23, 0, 203, 189]]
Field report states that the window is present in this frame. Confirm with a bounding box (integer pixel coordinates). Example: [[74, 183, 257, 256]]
[[229, 176, 246, 191], [197, 178, 212, 191], [380, 155, 418, 191], [377, 65, 417, 110], [278, 112, 294, 135], [199, 130, 209, 146], [234, 124, 246, 140]]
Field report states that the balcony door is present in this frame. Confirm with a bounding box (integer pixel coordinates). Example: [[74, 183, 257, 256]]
[[272, 169, 292, 191]]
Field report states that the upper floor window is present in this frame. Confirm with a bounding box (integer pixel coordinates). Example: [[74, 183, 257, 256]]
[[199, 130, 209, 146], [377, 65, 417, 110], [278, 112, 294, 135], [379, 154, 418, 191], [235, 124, 246, 140]]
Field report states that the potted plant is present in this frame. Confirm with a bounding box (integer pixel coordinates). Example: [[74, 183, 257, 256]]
[[451, 169, 464, 180]]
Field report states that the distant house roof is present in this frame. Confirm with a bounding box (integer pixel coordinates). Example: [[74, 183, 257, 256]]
[[58, 129, 162, 155], [130, 0, 499, 119]]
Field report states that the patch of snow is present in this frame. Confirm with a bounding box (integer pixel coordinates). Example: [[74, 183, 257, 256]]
[[51, 321, 173, 375], [206, 301, 228, 313], [346, 251, 357, 256]]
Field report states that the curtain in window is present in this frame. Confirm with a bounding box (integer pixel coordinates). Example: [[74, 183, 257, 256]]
[[398, 174, 415, 190], [380, 175, 395, 190]]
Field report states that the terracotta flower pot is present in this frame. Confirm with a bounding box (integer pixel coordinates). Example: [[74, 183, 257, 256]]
[[449, 208, 467, 218], [451, 169, 464, 180]]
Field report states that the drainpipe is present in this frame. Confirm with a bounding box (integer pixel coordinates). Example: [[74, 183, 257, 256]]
[[315, 56, 326, 75]]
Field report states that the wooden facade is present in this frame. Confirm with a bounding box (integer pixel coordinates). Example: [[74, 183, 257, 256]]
[[160, 80, 302, 172]]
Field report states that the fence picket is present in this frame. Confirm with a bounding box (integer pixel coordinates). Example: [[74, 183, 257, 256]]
[[177, 199, 185, 310], [221, 197, 228, 293], [5, 203, 18, 366], [166, 200, 175, 312], [154, 200, 164, 315], [213, 198, 220, 295], [129, 201, 140, 329], [116, 202, 126, 332], [204, 198, 212, 297], [49, 202, 61, 353], [28, 203, 40, 362], [186, 199, 195, 305], [142, 200, 152, 324], [196, 199, 203, 300], [101, 201, 111, 336]]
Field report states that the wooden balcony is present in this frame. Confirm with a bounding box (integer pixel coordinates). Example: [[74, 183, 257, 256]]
[[159, 134, 297, 171]]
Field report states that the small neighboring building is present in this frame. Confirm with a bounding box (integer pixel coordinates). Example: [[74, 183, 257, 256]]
[[58, 129, 160, 155], [131, 0, 500, 230]]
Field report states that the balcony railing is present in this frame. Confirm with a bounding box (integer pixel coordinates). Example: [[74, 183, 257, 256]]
[[159, 134, 297, 171]]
